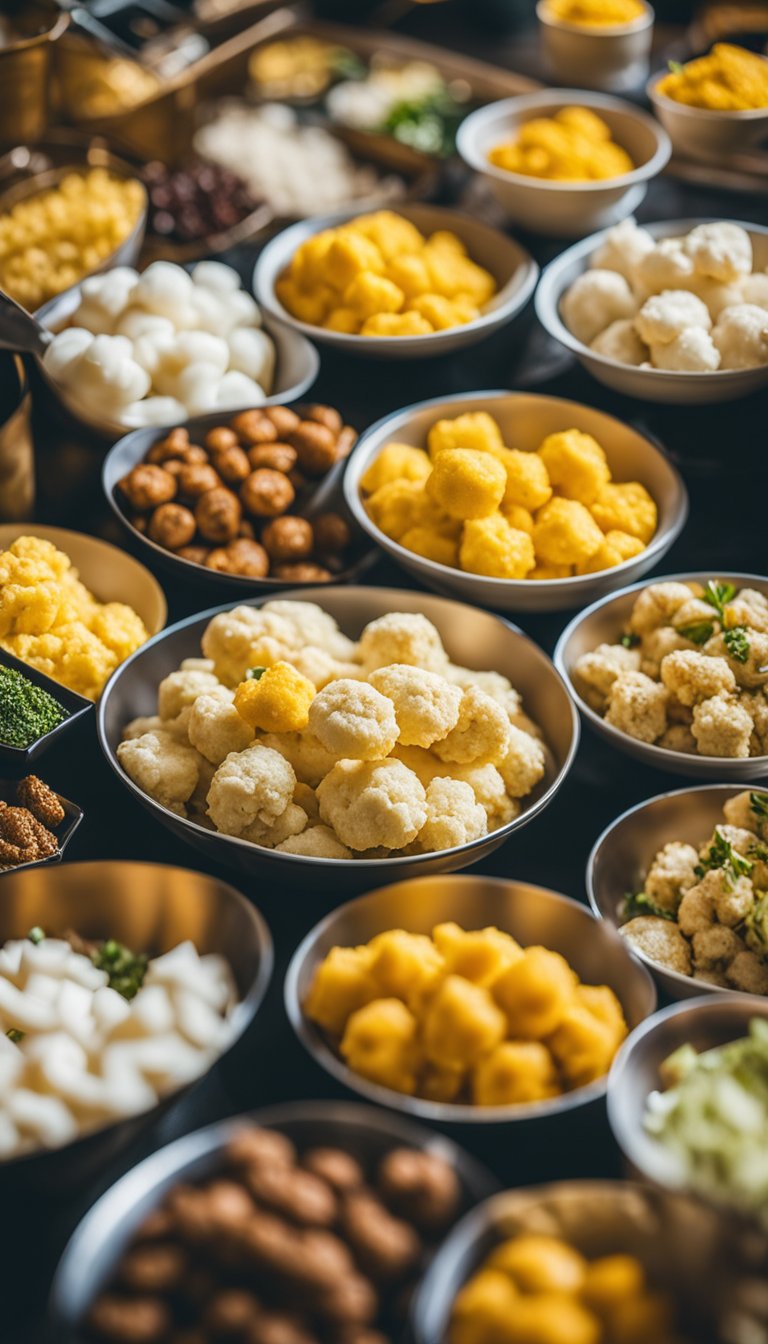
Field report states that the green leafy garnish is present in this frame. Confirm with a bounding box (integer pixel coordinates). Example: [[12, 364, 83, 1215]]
[[751, 792, 768, 821], [724, 625, 751, 664], [5, 1028, 24, 1044], [703, 580, 736, 620], [676, 620, 714, 645], [620, 632, 640, 649], [92, 939, 148, 1001], [329, 48, 367, 81], [623, 891, 675, 920], [246, 666, 267, 681], [746, 891, 768, 958], [668, 59, 684, 73], [695, 828, 753, 891], [382, 87, 467, 157], [27, 926, 44, 945]]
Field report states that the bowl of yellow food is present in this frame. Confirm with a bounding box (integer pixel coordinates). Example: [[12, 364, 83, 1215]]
[[253, 206, 538, 359], [537, 0, 655, 91], [456, 91, 670, 238], [648, 44, 768, 163], [285, 875, 656, 1125], [344, 391, 687, 613], [0, 527, 166, 700]]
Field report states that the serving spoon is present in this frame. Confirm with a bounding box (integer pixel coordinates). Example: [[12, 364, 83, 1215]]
[[0, 292, 51, 359]]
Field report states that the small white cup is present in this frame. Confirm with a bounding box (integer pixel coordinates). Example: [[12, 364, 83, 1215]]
[[537, 0, 655, 92]]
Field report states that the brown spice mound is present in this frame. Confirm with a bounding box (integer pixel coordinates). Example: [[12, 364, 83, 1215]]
[[17, 774, 65, 828], [0, 775, 64, 867]]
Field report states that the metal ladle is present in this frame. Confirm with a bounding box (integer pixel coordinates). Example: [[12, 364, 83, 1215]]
[[0, 291, 51, 359]]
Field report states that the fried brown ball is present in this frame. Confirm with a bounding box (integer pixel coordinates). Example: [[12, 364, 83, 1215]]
[[177, 463, 222, 500], [212, 445, 251, 486], [304, 404, 343, 436], [264, 406, 301, 438], [261, 517, 314, 563], [377, 1148, 460, 1230], [232, 410, 278, 446], [247, 443, 298, 475], [176, 545, 210, 567], [195, 487, 242, 543], [238, 520, 256, 539], [162, 459, 186, 479], [205, 1179, 256, 1231], [227, 1128, 296, 1171], [129, 513, 148, 534], [314, 1275, 378, 1327], [336, 426, 357, 459], [116, 1244, 186, 1294], [271, 563, 331, 583], [205, 1288, 261, 1335], [249, 1312, 317, 1344], [245, 1164, 336, 1228], [312, 513, 351, 556], [87, 1294, 171, 1343], [147, 427, 189, 462], [120, 464, 177, 511], [296, 1229, 355, 1287], [340, 1192, 421, 1283], [302, 1148, 364, 1194], [148, 503, 197, 550], [289, 423, 337, 477], [182, 444, 209, 465], [241, 469, 295, 519], [206, 539, 269, 578], [205, 425, 239, 454]]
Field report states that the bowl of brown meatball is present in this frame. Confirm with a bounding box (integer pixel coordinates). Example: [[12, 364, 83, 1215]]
[[103, 404, 376, 590]]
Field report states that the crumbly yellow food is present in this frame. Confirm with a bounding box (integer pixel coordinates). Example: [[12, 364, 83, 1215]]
[[488, 107, 634, 182], [276, 209, 496, 336], [0, 169, 145, 311], [657, 43, 768, 111], [304, 923, 627, 1104], [450, 1235, 677, 1344], [0, 536, 148, 700], [361, 411, 657, 581], [545, 0, 645, 24]]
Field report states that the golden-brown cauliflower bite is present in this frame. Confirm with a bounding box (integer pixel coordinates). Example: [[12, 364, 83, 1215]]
[[628, 582, 697, 636], [274, 825, 352, 859], [498, 726, 546, 799], [644, 841, 699, 913], [459, 516, 536, 580], [500, 450, 553, 512], [432, 685, 512, 767], [692, 693, 753, 757], [317, 758, 427, 852], [575, 530, 644, 575], [426, 449, 506, 521], [157, 668, 222, 721], [703, 629, 768, 689], [620, 916, 692, 975], [427, 411, 505, 459], [358, 612, 448, 675], [723, 789, 767, 837], [308, 678, 399, 760], [418, 777, 488, 851], [117, 730, 200, 817], [187, 691, 255, 765], [538, 430, 610, 505], [604, 671, 668, 743], [532, 498, 604, 567], [201, 606, 297, 686], [361, 444, 432, 494], [234, 662, 316, 733], [660, 649, 737, 706], [206, 743, 296, 837], [573, 642, 641, 710], [368, 664, 462, 748], [589, 482, 657, 542]]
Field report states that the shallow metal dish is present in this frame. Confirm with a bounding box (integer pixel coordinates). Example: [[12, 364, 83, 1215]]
[[50, 1098, 498, 1339], [98, 587, 579, 890], [344, 390, 687, 614], [554, 570, 768, 779], [254, 203, 538, 361], [536, 218, 768, 404], [0, 777, 82, 874], [412, 1177, 768, 1344], [0, 645, 92, 772], [284, 874, 656, 1124], [0, 860, 272, 1190], [587, 783, 760, 1000]]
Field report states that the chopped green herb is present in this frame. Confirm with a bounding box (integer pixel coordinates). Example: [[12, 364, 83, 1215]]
[[329, 48, 366, 81], [702, 580, 736, 620], [751, 792, 768, 821], [724, 625, 751, 663], [746, 891, 768, 958], [27, 926, 45, 945], [0, 665, 67, 749], [695, 828, 753, 890], [246, 666, 267, 681], [620, 632, 640, 649], [382, 87, 466, 157], [668, 59, 684, 73], [5, 1028, 24, 1044], [91, 938, 148, 1001], [623, 891, 675, 921], [675, 620, 714, 645]]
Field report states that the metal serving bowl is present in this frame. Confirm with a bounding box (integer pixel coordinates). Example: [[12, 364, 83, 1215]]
[[535, 218, 768, 404], [344, 390, 687, 614], [284, 875, 656, 1124], [103, 406, 377, 594], [50, 1098, 498, 1339], [587, 783, 759, 1000], [607, 995, 768, 1210], [554, 571, 768, 779], [411, 1178, 768, 1344], [253, 203, 539, 360], [0, 860, 272, 1190], [647, 69, 768, 165], [97, 587, 578, 890], [0, 645, 92, 772]]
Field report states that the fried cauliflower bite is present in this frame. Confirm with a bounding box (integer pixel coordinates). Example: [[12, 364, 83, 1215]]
[[459, 516, 536, 580], [200, 607, 297, 686], [532, 498, 604, 567], [366, 479, 427, 541], [538, 430, 610, 506], [259, 731, 337, 787], [274, 824, 352, 859], [573, 642, 641, 709], [658, 724, 698, 753], [187, 692, 255, 766], [400, 525, 459, 569], [644, 842, 700, 913], [692, 925, 745, 972], [368, 664, 462, 748], [590, 318, 649, 366], [605, 671, 668, 743], [635, 238, 695, 297], [651, 327, 721, 371], [308, 679, 399, 761], [692, 693, 753, 758], [425, 449, 506, 521], [744, 689, 768, 754], [234, 662, 316, 734], [726, 950, 768, 995], [242, 801, 308, 848], [156, 668, 222, 720], [628, 582, 697, 635], [455, 763, 519, 828], [621, 916, 692, 975], [638, 629, 693, 681], [206, 743, 296, 837], [432, 685, 512, 767], [713, 303, 768, 369], [117, 730, 200, 817], [684, 222, 753, 283], [660, 650, 737, 706], [417, 778, 488, 852], [560, 269, 636, 345], [635, 289, 712, 346], [446, 668, 522, 720], [427, 411, 505, 460], [725, 588, 768, 634], [591, 218, 655, 284], [677, 872, 718, 935], [576, 530, 645, 575], [707, 630, 768, 690], [358, 612, 448, 675], [589, 482, 657, 543], [261, 600, 357, 662], [316, 758, 427, 852], [341, 998, 421, 1095], [498, 726, 546, 799], [740, 273, 768, 310], [723, 790, 766, 837], [500, 451, 552, 512]]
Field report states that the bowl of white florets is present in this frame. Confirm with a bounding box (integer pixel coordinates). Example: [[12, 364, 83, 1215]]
[[535, 217, 768, 403]]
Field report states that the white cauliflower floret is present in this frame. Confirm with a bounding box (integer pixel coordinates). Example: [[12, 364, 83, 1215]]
[[692, 925, 745, 970], [122, 714, 163, 740], [188, 755, 216, 822], [742, 690, 768, 754], [644, 841, 700, 913], [561, 268, 636, 346], [181, 657, 215, 673], [629, 582, 699, 635], [635, 290, 711, 346], [446, 667, 523, 720], [290, 646, 360, 690], [358, 613, 448, 675], [712, 304, 768, 369], [259, 732, 338, 787], [117, 730, 199, 817], [452, 762, 518, 828], [590, 318, 649, 366], [498, 725, 546, 799], [715, 874, 754, 928], [725, 588, 768, 634], [274, 825, 352, 859], [726, 951, 768, 995], [206, 744, 295, 837], [692, 694, 753, 758], [640, 627, 694, 679], [187, 693, 255, 766], [368, 665, 461, 748], [658, 725, 697, 753], [671, 597, 720, 632], [316, 758, 427, 852], [635, 238, 695, 295], [704, 630, 768, 690], [308, 679, 399, 760], [432, 685, 511, 766], [157, 669, 221, 720], [243, 802, 308, 848], [620, 916, 692, 976], [417, 778, 487, 852], [262, 600, 357, 662], [650, 328, 720, 371], [739, 273, 768, 311], [677, 875, 718, 935], [574, 643, 641, 708], [605, 671, 668, 744], [591, 218, 655, 284], [660, 650, 736, 706], [200, 606, 298, 685], [723, 790, 766, 837], [390, 744, 445, 786], [293, 781, 319, 821], [684, 222, 752, 283]]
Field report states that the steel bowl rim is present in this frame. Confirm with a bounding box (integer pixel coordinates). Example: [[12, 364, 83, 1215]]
[[343, 387, 688, 593], [554, 569, 768, 768], [646, 69, 768, 123], [536, 0, 655, 35], [284, 872, 657, 1123], [97, 586, 580, 870]]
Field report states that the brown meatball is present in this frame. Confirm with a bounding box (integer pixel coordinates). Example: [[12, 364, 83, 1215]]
[[196, 487, 242, 543], [182, 444, 209, 465], [176, 545, 210, 567], [206, 425, 239, 453], [377, 1148, 460, 1230], [312, 513, 351, 556], [242, 1213, 302, 1277], [162, 459, 186, 479], [177, 463, 222, 500], [205, 1289, 261, 1335], [314, 1275, 378, 1327], [167, 1185, 216, 1244], [245, 1164, 336, 1227], [261, 517, 314, 563], [206, 539, 269, 578], [212, 445, 251, 486], [265, 406, 301, 437], [340, 1192, 421, 1282], [205, 1179, 256, 1231], [129, 513, 148, 534], [238, 519, 256, 539], [272, 563, 332, 583], [136, 1207, 175, 1242], [232, 410, 278, 445], [147, 426, 189, 462], [120, 464, 177, 511], [116, 1243, 186, 1293], [247, 443, 297, 475], [302, 1148, 364, 1194], [304, 404, 343, 437], [336, 426, 357, 459], [297, 1229, 355, 1286], [289, 423, 337, 477], [241, 469, 295, 519], [148, 503, 196, 550], [249, 1313, 317, 1344], [227, 1128, 296, 1171], [87, 1294, 170, 1343]]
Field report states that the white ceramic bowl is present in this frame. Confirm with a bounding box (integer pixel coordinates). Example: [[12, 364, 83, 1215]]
[[537, 0, 654, 91], [344, 390, 687, 613], [253, 203, 538, 361], [648, 68, 768, 163], [456, 90, 670, 238], [536, 216, 768, 403]]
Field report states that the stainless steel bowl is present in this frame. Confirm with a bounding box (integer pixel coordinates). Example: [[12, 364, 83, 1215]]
[[98, 587, 579, 890], [0, 860, 272, 1189], [50, 1098, 498, 1339], [344, 390, 687, 613], [253, 203, 539, 361], [535, 218, 768, 405], [554, 571, 768, 779], [607, 995, 768, 1208], [412, 1178, 768, 1344], [587, 783, 760, 1000], [284, 875, 656, 1124]]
